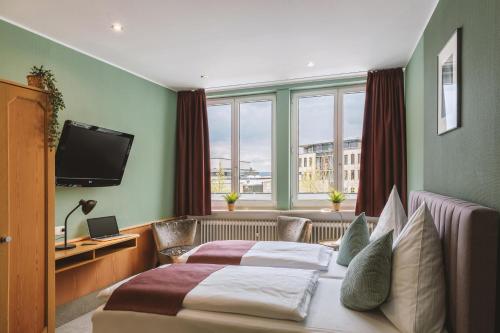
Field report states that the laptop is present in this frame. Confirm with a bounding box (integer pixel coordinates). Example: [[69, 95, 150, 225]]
[[87, 216, 128, 241]]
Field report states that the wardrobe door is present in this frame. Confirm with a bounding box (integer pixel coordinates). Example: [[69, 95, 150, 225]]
[[0, 81, 53, 333]]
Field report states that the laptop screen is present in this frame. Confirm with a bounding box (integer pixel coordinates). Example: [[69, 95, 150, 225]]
[[87, 216, 120, 238]]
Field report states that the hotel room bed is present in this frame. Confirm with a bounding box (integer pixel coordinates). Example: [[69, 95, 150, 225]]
[[176, 242, 348, 279], [92, 191, 500, 333], [92, 278, 399, 333]]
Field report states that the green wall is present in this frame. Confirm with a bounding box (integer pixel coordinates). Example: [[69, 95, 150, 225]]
[[405, 0, 500, 210], [0, 19, 177, 238], [405, 38, 425, 192], [208, 76, 366, 209]]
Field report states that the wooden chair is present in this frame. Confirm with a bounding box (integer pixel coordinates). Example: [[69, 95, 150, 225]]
[[151, 218, 198, 265], [276, 216, 312, 243]]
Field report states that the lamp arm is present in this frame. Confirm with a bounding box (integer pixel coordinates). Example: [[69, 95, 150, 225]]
[[63, 203, 82, 247]]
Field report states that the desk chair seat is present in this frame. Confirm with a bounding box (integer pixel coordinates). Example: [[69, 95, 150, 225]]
[[152, 218, 197, 265], [158, 245, 195, 264]]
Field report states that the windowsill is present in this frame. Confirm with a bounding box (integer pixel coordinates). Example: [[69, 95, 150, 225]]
[[211, 199, 356, 211], [192, 209, 378, 222], [210, 208, 355, 213]]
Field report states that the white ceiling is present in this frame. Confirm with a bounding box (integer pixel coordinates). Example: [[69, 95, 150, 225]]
[[0, 0, 437, 91]]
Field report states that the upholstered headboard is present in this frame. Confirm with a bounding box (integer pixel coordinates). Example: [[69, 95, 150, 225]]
[[409, 191, 500, 333]]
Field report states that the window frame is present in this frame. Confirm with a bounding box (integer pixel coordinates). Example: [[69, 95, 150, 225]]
[[291, 85, 366, 209], [208, 94, 277, 209]]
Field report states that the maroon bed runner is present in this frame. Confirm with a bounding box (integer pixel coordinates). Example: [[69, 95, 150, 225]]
[[187, 240, 257, 265], [104, 264, 225, 315]]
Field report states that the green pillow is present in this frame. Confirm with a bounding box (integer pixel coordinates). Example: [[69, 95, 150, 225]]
[[336, 213, 369, 266], [340, 230, 393, 311]]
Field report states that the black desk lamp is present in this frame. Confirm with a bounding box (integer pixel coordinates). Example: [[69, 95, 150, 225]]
[[56, 199, 97, 251]]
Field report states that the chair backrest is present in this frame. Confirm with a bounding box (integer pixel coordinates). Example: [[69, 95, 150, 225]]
[[151, 219, 197, 252], [276, 216, 312, 242]]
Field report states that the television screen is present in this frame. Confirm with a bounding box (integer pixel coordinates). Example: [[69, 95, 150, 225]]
[[56, 120, 134, 187]]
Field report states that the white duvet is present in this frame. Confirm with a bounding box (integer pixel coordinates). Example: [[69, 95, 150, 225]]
[[177, 241, 333, 271], [99, 265, 319, 322]]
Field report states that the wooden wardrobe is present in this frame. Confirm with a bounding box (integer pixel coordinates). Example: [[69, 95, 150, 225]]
[[0, 79, 55, 333]]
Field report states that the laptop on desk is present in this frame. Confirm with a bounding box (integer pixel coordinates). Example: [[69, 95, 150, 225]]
[[87, 216, 128, 241]]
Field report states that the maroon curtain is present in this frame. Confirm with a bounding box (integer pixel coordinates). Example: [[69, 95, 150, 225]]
[[355, 68, 407, 216], [175, 89, 211, 216]]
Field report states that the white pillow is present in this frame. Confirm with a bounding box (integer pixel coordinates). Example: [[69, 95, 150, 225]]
[[370, 185, 407, 242], [380, 202, 446, 333]]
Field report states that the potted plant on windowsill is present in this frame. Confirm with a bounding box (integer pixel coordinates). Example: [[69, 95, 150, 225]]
[[328, 189, 345, 212], [223, 192, 240, 212]]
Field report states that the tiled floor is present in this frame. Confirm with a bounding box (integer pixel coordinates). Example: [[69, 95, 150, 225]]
[[56, 310, 93, 333]]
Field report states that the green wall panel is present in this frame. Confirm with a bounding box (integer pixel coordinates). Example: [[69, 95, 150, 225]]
[[276, 89, 291, 209], [0, 19, 177, 238], [405, 0, 500, 210]]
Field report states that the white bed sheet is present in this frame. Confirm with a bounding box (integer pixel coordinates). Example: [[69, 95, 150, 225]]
[[324, 251, 346, 279], [92, 279, 399, 333], [185, 266, 318, 321]]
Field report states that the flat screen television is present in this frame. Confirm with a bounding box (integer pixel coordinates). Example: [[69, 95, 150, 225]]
[[56, 120, 134, 187]]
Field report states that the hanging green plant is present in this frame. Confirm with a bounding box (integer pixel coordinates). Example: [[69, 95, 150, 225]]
[[27, 65, 65, 148]]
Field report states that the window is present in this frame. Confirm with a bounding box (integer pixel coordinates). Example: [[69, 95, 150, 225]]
[[292, 86, 365, 206], [294, 93, 335, 201], [208, 103, 232, 199], [239, 99, 273, 201], [207, 95, 276, 206], [342, 90, 365, 199]]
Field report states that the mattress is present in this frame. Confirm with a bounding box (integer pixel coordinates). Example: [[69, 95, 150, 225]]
[[324, 251, 347, 279], [92, 278, 399, 333]]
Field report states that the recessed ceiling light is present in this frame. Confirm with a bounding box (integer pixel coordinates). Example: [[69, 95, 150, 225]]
[[307, 61, 315, 67], [111, 23, 124, 32]]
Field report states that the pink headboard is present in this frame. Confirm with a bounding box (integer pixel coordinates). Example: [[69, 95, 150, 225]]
[[409, 191, 499, 333]]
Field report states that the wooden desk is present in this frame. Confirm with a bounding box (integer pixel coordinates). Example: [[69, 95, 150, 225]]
[[55, 234, 139, 274]]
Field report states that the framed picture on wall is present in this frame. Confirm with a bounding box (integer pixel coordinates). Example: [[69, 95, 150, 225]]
[[437, 28, 462, 135]]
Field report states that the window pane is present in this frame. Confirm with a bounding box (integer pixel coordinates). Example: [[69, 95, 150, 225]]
[[208, 104, 232, 200], [239, 100, 272, 200], [298, 95, 335, 200], [342, 91, 365, 199]]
